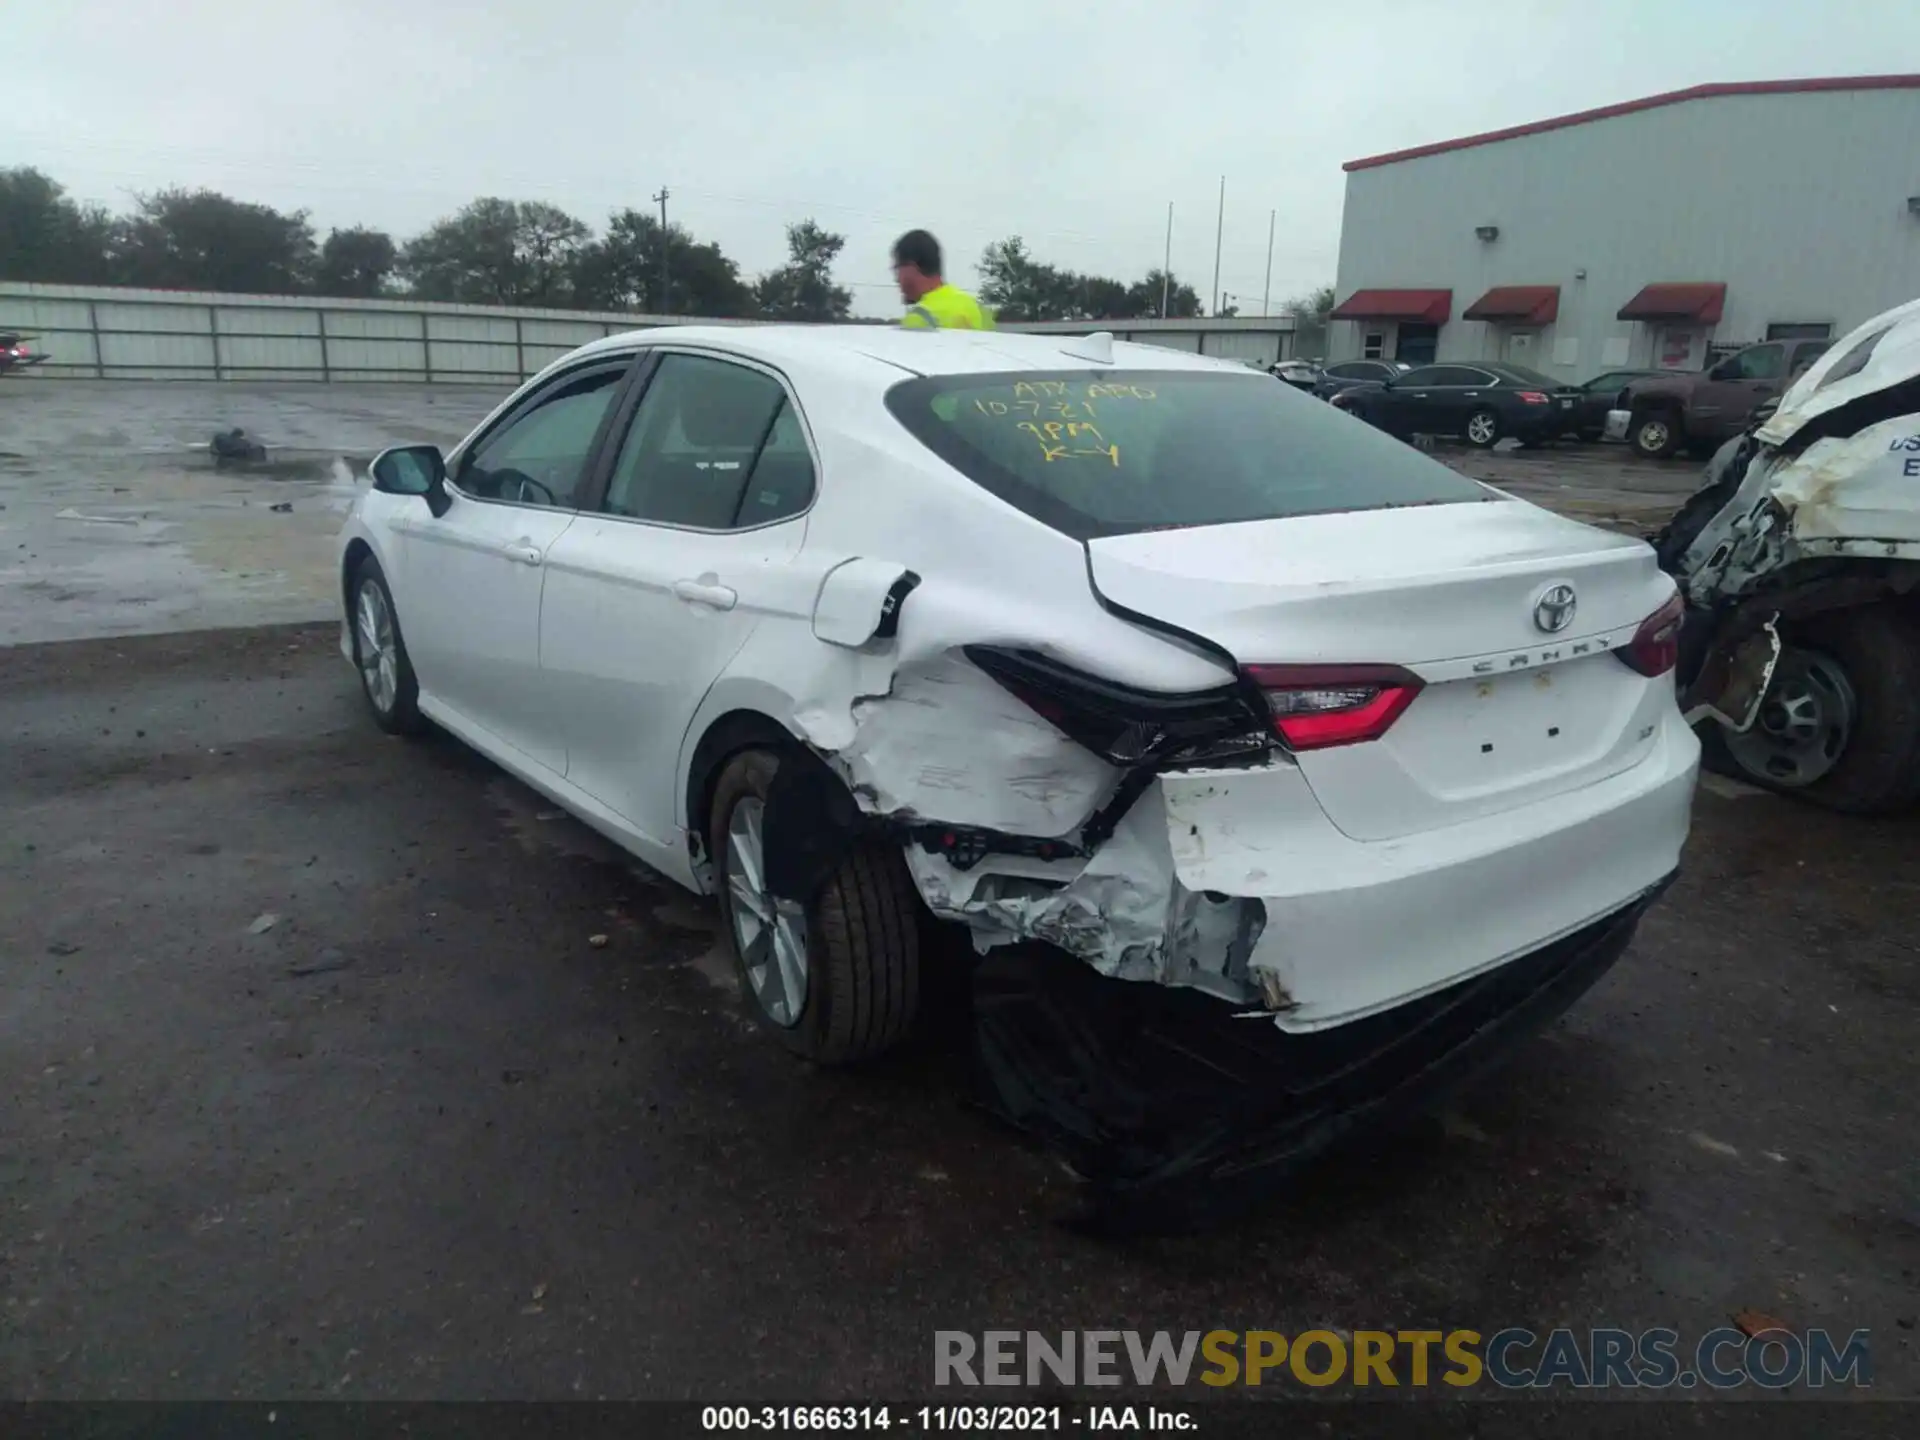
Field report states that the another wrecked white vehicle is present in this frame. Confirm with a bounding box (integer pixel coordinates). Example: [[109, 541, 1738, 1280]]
[[1658, 297, 1920, 811], [336, 325, 1697, 1083]]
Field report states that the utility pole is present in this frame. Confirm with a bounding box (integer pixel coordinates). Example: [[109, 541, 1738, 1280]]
[[652, 187, 671, 313], [1161, 201, 1173, 318], [1262, 208, 1275, 317], [1211, 176, 1225, 317]]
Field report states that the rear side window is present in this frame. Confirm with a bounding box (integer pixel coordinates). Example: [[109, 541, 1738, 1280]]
[[885, 369, 1489, 540]]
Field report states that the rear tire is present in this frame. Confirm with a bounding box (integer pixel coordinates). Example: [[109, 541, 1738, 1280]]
[[1712, 606, 1920, 813], [1464, 409, 1501, 448], [349, 556, 425, 735], [709, 748, 921, 1063], [1630, 410, 1683, 459]]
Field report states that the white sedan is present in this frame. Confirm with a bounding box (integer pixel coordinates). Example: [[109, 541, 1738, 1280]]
[[337, 324, 1698, 1066]]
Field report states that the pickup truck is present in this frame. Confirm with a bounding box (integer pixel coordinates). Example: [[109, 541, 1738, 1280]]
[[1605, 336, 1832, 459]]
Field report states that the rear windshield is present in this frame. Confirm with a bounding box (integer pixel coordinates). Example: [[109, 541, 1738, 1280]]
[[885, 369, 1490, 539]]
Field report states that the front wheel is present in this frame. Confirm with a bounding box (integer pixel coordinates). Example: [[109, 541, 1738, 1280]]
[[710, 749, 921, 1063], [1630, 411, 1683, 459], [1464, 409, 1501, 448], [350, 556, 425, 735], [1714, 607, 1920, 813]]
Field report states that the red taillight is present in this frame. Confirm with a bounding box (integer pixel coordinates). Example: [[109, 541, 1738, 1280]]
[[1619, 592, 1685, 677], [1517, 390, 1551, 405], [1244, 664, 1424, 751]]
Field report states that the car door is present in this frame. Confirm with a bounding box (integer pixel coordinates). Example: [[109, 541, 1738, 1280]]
[[1444, 366, 1502, 434], [1576, 370, 1633, 432], [1383, 365, 1454, 434], [394, 355, 635, 773], [1691, 342, 1786, 438], [537, 349, 815, 849]]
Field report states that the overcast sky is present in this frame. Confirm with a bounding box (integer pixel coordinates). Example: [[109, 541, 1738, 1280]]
[[8, 1, 1919, 317]]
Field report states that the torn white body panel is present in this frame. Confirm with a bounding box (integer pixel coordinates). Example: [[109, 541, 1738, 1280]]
[[904, 783, 1263, 1001], [829, 652, 1118, 835], [1676, 414, 1920, 605], [1159, 720, 1696, 1032]]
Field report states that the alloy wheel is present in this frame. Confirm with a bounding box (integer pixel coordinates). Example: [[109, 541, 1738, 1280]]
[[1466, 412, 1498, 446], [724, 795, 809, 1027], [355, 579, 399, 715], [1637, 419, 1671, 454]]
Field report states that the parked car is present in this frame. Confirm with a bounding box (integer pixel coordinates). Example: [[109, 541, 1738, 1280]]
[[1656, 296, 1920, 812], [1270, 359, 1321, 391], [1310, 358, 1408, 401], [0, 331, 47, 377], [337, 326, 1694, 1160], [1569, 369, 1678, 441], [1606, 337, 1833, 459], [1333, 361, 1583, 447]]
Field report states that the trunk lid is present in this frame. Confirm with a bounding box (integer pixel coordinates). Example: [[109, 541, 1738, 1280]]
[[1088, 499, 1677, 840]]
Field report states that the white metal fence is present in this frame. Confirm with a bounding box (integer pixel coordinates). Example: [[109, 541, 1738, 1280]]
[[0, 282, 1301, 382], [0, 283, 742, 383]]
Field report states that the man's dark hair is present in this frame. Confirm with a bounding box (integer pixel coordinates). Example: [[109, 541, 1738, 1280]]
[[892, 229, 942, 276]]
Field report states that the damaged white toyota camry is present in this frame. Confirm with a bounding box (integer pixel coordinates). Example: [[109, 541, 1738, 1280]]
[[337, 324, 1698, 1069]]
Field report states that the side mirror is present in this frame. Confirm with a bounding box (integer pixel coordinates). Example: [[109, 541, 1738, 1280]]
[[370, 444, 451, 518], [1707, 361, 1735, 381]]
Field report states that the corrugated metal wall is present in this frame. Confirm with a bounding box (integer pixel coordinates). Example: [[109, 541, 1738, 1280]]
[[1331, 86, 1920, 373], [0, 284, 747, 382]]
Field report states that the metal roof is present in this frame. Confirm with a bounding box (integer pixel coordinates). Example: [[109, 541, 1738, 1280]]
[[1343, 74, 1920, 173]]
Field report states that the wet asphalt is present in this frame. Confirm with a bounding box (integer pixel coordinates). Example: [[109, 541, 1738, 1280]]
[[2, 624, 1916, 1404]]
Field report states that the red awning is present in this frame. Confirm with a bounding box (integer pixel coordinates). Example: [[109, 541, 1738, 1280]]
[[1617, 282, 1726, 324], [1463, 284, 1560, 325], [1329, 288, 1452, 324]]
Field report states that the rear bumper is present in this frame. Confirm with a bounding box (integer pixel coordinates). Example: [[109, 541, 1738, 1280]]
[[1162, 707, 1699, 1032], [972, 877, 1667, 1229]]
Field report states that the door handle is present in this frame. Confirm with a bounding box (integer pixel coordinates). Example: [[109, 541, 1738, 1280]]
[[502, 542, 544, 566], [673, 579, 738, 610]]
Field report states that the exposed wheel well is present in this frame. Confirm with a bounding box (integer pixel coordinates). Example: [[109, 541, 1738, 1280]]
[[341, 538, 374, 616], [683, 709, 802, 876]]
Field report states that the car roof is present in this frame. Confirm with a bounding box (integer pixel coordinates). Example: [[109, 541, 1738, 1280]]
[[567, 323, 1245, 381]]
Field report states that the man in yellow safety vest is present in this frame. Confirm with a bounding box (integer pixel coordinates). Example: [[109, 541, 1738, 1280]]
[[894, 230, 994, 331]]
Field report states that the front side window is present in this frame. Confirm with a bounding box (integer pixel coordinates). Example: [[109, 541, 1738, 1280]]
[[887, 369, 1489, 540], [458, 364, 627, 509], [1790, 340, 1832, 375], [1727, 343, 1786, 381], [600, 353, 813, 529]]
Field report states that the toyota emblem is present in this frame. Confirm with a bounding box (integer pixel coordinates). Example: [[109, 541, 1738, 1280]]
[[1533, 583, 1578, 633]]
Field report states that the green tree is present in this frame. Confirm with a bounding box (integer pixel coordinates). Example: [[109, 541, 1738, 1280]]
[[109, 188, 316, 293], [316, 226, 397, 298], [1282, 283, 1336, 355], [572, 209, 754, 316], [1127, 269, 1202, 319], [400, 198, 590, 306], [0, 167, 115, 283], [754, 220, 852, 322]]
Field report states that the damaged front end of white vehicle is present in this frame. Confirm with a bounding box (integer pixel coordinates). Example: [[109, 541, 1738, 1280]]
[[1656, 297, 1920, 806]]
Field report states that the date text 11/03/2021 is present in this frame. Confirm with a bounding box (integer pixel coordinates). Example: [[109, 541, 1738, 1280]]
[[702, 1408, 1189, 1432]]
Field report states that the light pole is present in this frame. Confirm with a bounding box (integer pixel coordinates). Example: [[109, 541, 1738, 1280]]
[[652, 187, 671, 312], [1161, 201, 1172, 317], [1210, 175, 1224, 317], [1262, 208, 1275, 316]]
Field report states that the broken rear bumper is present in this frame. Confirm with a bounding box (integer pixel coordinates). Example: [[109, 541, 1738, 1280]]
[[974, 873, 1671, 1232]]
